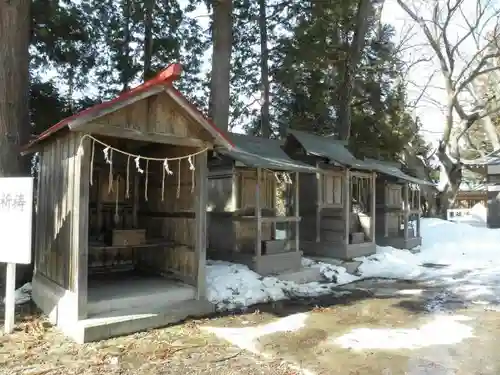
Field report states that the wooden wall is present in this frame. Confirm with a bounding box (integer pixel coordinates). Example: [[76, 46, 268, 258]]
[[94, 91, 211, 142], [207, 166, 277, 254], [137, 146, 201, 283], [35, 132, 88, 292], [375, 179, 403, 236]]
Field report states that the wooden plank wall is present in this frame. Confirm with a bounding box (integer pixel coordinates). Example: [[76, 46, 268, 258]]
[[97, 91, 209, 141], [35, 133, 84, 290], [138, 146, 201, 284]]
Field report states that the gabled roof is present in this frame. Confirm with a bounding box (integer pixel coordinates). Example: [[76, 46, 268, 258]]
[[217, 133, 317, 173], [22, 63, 233, 153], [287, 129, 373, 171], [363, 158, 434, 186]]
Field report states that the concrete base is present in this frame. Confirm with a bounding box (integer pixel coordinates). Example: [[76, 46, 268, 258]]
[[87, 274, 196, 316], [376, 236, 422, 250], [32, 272, 215, 343], [208, 249, 303, 276], [301, 240, 377, 260], [73, 298, 214, 343], [275, 267, 323, 283]]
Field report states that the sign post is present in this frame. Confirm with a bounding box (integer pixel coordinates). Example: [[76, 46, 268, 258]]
[[0, 177, 33, 334]]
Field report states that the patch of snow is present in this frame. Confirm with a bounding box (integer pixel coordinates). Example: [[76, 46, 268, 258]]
[[206, 261, 352, 311], [2, 282, 31, 305], [353, 217, 500, 304], [332, 315, 475, 350], [204, 313, 316, 375], [204, 312, 308, 353]]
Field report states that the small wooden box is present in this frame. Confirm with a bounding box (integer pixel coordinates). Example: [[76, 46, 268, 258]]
[[112, 229, 146, 246], [350, 232, 365, 244]]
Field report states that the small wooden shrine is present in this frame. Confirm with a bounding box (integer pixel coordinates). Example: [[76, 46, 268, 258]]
[[207, 133, 317, 275], [22, 64, 233, 343], [283, 130, 378, 260], [364, 158, 430, 250]]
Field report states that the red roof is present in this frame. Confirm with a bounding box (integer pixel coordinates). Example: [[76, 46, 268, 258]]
[[23, 63, 232, 152]]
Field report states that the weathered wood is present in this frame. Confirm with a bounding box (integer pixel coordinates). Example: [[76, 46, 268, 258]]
[[294, 172, 300, 253], [403, 183, 409, 242], [343, 170, 350, 246], [316, 165, 322, 242], [82, 123, 207, 148], [75, 134, 90, 319], [371, 172, 376, 243], [255, 168, 262, 258], [417, 189, 421, 237], [195, 150, 208, 299]]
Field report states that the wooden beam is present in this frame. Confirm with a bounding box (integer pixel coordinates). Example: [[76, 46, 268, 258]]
[[70, 122, 210, 149], [294, 172, 300, 253], [417, 187, 421, 238], [195, 150, 208, 299], [255, 168, 262, 258], [316, 163, 322, 242], [371, 172, 376, 244], [344, 169, 350, 246], [403, 182, 409, 242], [73, 133, 90, 320]]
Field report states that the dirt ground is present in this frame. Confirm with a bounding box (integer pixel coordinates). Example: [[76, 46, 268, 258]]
[[0, 303, 303, 375], [2, 279, 500, 375]]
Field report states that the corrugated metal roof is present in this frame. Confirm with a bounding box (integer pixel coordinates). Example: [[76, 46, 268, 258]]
[[217, 133, 317, 173], [287, 129, 373, 170], [363, 158, 434, 186]]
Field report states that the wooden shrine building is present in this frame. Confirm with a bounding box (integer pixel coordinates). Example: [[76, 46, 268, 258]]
[[283, 130, 378, 260], [21, 64, 234, 343], [364, 158, 431, 250], [207, 133, 317, 275]]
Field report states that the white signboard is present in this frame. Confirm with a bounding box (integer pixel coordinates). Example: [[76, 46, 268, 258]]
[[0, 177, 33, 264]]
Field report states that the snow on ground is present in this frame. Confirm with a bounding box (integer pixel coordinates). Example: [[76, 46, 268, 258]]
[[9, 212, 500, 311], [206, 260, 353, 311], [332, 314, 475, 350], [207, 215, 500, 310]]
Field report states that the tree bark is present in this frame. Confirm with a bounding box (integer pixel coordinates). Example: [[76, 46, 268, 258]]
[[0, 0, 31, 177], [143, 0, 155, 81], [209, 0, 233, 132], [258, 0, 271, 138], [336, 0, 372, 141], [0, 0, 32, 286]]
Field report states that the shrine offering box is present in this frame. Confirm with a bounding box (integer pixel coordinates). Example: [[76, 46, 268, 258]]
[[112, 229, 146, 246]]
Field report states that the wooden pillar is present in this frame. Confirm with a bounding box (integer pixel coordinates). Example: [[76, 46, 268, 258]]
[[256, 168, 262, 257], [344, 169, 350, 246], [403, 182, 409, 241], [294, 172, 300, 252], [73, 134, 90, 320], [371, 172, 376, 243], [194, 150, 208, 299], [383, 183, 389, 237], [315, 164, 322, 242], [132, 173, 139, 228], [417, 186, 421, 238]]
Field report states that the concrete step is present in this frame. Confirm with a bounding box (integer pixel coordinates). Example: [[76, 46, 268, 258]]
[[275, 267, 323, 284]]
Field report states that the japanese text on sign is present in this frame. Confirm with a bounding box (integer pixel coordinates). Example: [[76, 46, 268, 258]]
[[0, 193, 27, 212], [0, 177, 33, 265]]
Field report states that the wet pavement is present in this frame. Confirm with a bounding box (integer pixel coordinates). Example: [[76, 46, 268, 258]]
[[202, 278, 500, 374]]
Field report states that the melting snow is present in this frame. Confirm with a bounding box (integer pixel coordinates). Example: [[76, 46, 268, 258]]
[[332, 315, 475, 350]]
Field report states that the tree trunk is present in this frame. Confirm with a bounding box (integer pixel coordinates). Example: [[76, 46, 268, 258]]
[[336, 0, 372, 141], [143, 0, 155, 81], [122, 0, 132, 91], [258, 0, 271, 138], [209, 0, 233, 132], [0, 0, 32, 286]]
